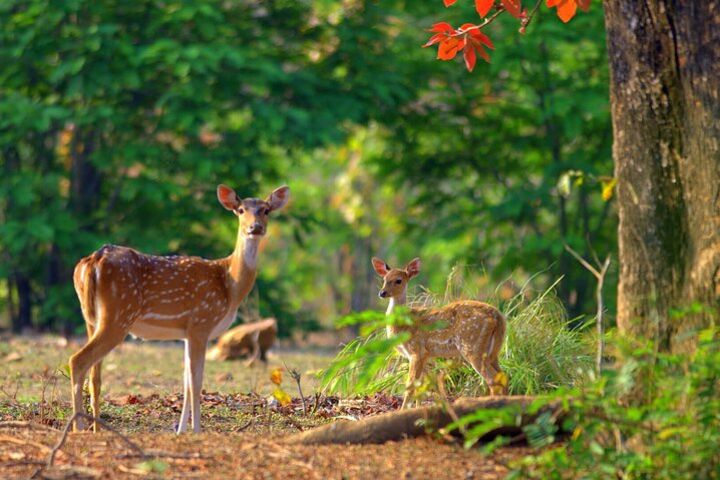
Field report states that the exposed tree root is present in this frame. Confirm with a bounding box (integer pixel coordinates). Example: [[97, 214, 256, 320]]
[[287, 396, 565, 445]]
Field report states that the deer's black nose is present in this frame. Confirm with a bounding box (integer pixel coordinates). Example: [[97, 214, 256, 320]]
[[379, 290, 388, 298], [247, 223, 265, 235]]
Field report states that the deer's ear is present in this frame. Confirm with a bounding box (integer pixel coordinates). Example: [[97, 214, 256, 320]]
[[405, 258, 421, 279], [371, 257, 390, 277], [217, 184, 240, 211], [267, 185, 290, 211]]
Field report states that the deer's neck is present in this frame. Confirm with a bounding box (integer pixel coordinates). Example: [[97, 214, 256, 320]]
[[386, 293, 406, 315], [226, 231, 260, 307], [386, 293, 407, 340]]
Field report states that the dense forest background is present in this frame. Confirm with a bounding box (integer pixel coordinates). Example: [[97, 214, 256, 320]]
[[0, 0, 613, 336]]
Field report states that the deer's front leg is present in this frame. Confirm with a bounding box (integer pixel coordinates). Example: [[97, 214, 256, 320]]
[[177, 341, 192, 434], [402, 354, 426, 409], [187, 333, 209, 433]]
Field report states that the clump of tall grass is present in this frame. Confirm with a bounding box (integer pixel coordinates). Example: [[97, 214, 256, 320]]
[[320, 268, 595, 397], [452, 277, 594, 396]]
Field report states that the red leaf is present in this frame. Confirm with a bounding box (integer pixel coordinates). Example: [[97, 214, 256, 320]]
[[472, 30, 495, 49], [546, 0, 582, 22], [476, 44, 491, 63], [501, 0, 523, 18], [475, 0, 494, 17], [557, 0, 577, 22], [437, 37, 464, 60], [467, 38, 492, 63], [444, 0, 457, 6], [463, 44, 477, 72], [430, 22, 454, 33], [423, 33, 447, 47]]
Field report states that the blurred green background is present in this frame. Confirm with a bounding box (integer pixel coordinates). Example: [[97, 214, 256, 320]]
[[0, 0, 614, 336]]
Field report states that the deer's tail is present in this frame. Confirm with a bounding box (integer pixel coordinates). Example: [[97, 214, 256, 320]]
[[487, 311, 507, 364], [73, 248, 106, 325]]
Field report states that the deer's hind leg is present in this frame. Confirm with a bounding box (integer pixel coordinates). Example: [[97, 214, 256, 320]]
[[461, 322, 501, 395], [70, 319, 129, 431], [85, 321, 104, 432]]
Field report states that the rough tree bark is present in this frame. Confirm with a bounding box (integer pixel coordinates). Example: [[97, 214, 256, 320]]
[[604, 1, 720, 351]]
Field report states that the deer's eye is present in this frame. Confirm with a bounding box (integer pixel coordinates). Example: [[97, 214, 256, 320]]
[[264, 209, 270, 215], [395, 279, 402, 285], [237, 208, 244, 214]]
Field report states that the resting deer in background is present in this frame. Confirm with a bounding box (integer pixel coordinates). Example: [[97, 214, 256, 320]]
[[71, 184, 289, 433], [372, 257, 507, 408]]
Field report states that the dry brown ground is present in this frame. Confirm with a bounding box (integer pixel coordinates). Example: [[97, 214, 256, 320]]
[[1, 335, 532, 479], [1, 426, 530, 479]]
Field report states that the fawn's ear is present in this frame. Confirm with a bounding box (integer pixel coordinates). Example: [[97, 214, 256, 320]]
[[405, 257, 421, 279], [267, 185, 290, 211], [217, 184, 240, 211], [371, 257, 390, 277]]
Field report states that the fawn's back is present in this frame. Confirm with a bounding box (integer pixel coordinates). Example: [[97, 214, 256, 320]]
[[396, 300, 506, 359]]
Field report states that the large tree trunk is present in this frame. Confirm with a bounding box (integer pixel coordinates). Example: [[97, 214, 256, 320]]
[[604, 1, 720, 351]]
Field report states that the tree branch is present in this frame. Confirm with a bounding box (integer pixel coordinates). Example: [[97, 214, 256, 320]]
[[454, 8, 506, 36]]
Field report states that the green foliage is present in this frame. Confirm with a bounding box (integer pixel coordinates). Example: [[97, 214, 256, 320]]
[[319, 309, 411, 395], [0, 0, 426, 330], [0, 0, 615, 335], [448, 329, 720, 480]]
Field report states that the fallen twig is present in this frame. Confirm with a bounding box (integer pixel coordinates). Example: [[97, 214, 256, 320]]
[[234, 418, 253, 432]]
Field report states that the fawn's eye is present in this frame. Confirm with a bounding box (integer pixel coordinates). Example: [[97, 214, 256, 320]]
[[264, 209, 270, 215], [237, 208, 244, 214], [395, 279, 402, 285]]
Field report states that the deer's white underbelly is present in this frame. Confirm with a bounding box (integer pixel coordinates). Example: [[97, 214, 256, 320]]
[[129, 320, 185, 340]]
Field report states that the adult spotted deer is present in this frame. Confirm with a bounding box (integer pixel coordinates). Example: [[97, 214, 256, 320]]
[[70, 184, 289, 433], [371, 257, 507, 408]]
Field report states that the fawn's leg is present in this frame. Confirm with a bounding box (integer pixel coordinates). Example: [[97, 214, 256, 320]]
[[69, 322, 126, 432], [462, 350, 499, 395], [402, 355, 426, 409]]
